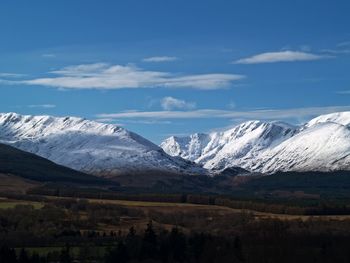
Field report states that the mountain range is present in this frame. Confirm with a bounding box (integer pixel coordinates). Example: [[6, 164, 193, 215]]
[[0, 113, 205, 178], [161, 112, 350, 174], [0, 112, 349, 182]]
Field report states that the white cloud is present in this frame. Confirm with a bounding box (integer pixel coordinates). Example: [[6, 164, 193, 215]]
[[96, 106, 350, 121], [14, 63, 244, 90], [160, 97, 196, 110], [27, 104, 56, 108], [143, 56, 178, 62], [234, 50, 328, 64]]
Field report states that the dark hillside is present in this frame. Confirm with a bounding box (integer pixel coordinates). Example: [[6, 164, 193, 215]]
[[0, 143, 108, 185]]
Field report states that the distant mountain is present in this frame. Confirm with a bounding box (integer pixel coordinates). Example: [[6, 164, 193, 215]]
[[0, 113, 206, 177], [0, 143, 104, 184], [161, 120, 296, 172], [161, 112, 350, 174]]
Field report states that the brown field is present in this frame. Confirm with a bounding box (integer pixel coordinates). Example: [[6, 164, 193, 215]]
[[2, 194, 350, 235], [46, 195, 350, 222], [0, 173, 40, 194]]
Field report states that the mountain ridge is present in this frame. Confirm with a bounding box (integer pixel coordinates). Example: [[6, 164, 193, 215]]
[[0, 112, 206, 177], [161, 112, 350, 174]]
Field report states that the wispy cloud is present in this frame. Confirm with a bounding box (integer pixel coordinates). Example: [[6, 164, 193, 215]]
[[299, 45, 311, 52], [227, 101, 236, 109], [336, 90, 350, 94], [337, 41, 350, 47], [94, 118, 171, 126], [143, 56, 178, 62], [160, 96, 196, 110], [94, 118, 125, 126], [42, 53, 56, 58], [234, 50, 328, 64], [321, 41, 350, 55], [323, 49, 350, 55], [96, 106, 350, 121], [27, 104, 56, 108], [0, 72, 26, 78], [124, 119, 172, 125], [11, 63, 244, 90]]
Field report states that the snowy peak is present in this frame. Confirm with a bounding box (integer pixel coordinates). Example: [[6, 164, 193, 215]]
[[160, 133, 210, 162], [161, 112, 350, 173], [220, 120, 296, 144], [305, 111, 350, 128], [259, 122, 350, 173], [2, 111, 350, 177], [200, 121, 297, 170], [162, 120, 297, 171], [1, 112, 125, 138], [0, 113, 205, 177], [0, 112, 158, 152]]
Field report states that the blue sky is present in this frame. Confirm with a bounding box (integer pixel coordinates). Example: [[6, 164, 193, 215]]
[[0, 0, 350, 143]]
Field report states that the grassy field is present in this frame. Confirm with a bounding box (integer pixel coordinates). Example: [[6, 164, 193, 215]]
[[0, 197, 44, 209]]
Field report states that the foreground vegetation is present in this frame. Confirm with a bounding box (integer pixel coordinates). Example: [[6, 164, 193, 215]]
[[2, 161, 350, 262], [0, 196, 350, 262]]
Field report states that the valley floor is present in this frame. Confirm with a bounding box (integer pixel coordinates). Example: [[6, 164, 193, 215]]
[[1, 195, 350, 262], [44, 196, 350, 222]]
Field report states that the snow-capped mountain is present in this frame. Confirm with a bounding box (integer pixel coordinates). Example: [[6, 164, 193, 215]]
[[0, 113, 205, 177], [162, 133, 211, 162], [304, 111, 350, 128], [161, 112, 350, 173]]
